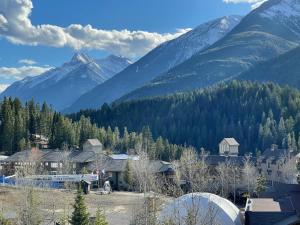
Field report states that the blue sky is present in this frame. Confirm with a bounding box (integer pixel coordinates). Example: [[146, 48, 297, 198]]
[[0, 0, 256, 90]]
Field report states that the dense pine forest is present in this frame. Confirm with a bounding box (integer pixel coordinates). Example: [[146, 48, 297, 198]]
[[3, 81, 300, 158], [0, 97, 186, 160], [69, 81, 300, 155]]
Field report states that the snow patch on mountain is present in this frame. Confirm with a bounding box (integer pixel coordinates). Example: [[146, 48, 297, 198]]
[[155, 15, 242, 70], [15, 53, 131, 89], [0, 53, 132, 110], [261, 0, 300, 18]]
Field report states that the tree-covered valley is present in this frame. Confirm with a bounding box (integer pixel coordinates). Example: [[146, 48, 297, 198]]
[[0, 98, 186, 160], [69, 81, 300, 155]]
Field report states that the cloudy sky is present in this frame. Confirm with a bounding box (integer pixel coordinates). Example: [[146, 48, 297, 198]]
[[0, 0, 261, 91]]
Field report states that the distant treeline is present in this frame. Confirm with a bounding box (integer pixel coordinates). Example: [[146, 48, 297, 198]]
[[69, 81, 300, 155], [0, 98, 186, 160]]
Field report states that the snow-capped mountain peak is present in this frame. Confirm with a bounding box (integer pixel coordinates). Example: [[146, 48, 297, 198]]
[[64, 15, 243, 112], [0, 53, 132, 110], [155, 15, 242, 69], [219, 15, 241, 30], [260, 0, 300, 18], [71, 53, 93, 64]]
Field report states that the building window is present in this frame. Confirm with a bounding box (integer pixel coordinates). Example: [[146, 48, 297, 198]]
[[51, 162, 58, 168]]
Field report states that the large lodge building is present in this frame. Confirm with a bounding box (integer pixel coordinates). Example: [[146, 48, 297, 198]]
[[2, 137, 300, 190], [1, 139, 175, 190]]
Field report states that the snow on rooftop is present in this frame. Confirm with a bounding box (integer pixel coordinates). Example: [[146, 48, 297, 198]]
[[0, 155, 8, 161], [110, 154, 139, 160]]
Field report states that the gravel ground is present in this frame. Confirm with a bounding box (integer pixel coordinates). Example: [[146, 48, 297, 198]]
[[0, 186, 171, 225]]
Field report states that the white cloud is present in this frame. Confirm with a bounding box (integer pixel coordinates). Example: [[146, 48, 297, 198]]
[[0, 0, 191, 57], [0, 84, 9, 93], [0, 66, 52, 80], [223, 0, 268, 9], [18, 59, 37, 65]]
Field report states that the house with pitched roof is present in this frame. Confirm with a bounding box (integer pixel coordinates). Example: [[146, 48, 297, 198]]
[[1, 138, 176, 190], [83, 139, 102, 153], [256, 144, 297, 184], [219, 138, 240, 156], [245, 183, 300, 225]]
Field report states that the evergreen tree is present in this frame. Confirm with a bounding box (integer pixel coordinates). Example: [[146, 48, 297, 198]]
[[70, 188, 89, 225], [69, 81, 300, 156], [0, 213, 11, 225], [123, 160, 133, 188], [0, 98, 14, 154], [94, 207, 108, 225], [255, 175, 267, 196]]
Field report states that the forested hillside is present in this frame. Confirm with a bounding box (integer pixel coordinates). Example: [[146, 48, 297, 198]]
[[239, 46, 300, 88], [118, 0, 300, 102], [0, 98, 186, 160], [69, 81, 300, 155]]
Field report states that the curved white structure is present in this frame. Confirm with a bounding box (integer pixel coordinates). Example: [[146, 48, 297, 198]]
[[159, 193, 242, 225]]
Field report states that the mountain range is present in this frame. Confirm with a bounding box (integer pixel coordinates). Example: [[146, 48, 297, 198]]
[[118, 0, 300, 102], [0, 54, 131, 110], [239, 46, 300, 87], [3, 0, 300, 113], [64, 15, 242, 112]]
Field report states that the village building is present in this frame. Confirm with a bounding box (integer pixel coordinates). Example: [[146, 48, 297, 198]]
[[83, 139, 103, 153], [256, 144, 297, 184], [30, 134, 49, 149], [1, 138, 175, 190], [203, 137, 255, 171], [87, 157, 175, 190], [219, 138, 240, 156], [0, 155, 8, 174], [245, 183, 300, 225]]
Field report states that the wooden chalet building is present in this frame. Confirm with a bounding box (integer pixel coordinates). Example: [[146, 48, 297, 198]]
[[2, 139, 175, 190]]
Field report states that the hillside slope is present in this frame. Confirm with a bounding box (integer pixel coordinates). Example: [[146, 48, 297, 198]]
[[120, 0, 300, 102], [239, 46, 300, 87], [65, 16, 242, 112], [69, 81, 300, 155], [1, 53, 131, 110]]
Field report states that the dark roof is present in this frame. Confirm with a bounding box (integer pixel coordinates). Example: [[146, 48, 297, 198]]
[[104, 159, 126, 172], [246, 183, 300, 225], [71, 150, 95, 163], [261, 148, 292, 160], [87, 159, 175, 174], [245, 211, 296, 225], [71, 151, 106, 163], [204, 155, 256, 167], [40, 150, 70, 162], [150, 161, 174, 173], [3, 149, 46, 162], [260, 183, 300, 200], [4, 149, 107, 164], [87, 159, 126, 172], [4, 149, 175, 174]]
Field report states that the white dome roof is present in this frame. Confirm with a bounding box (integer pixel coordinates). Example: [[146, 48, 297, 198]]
[[159, 193, 242, 225]]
